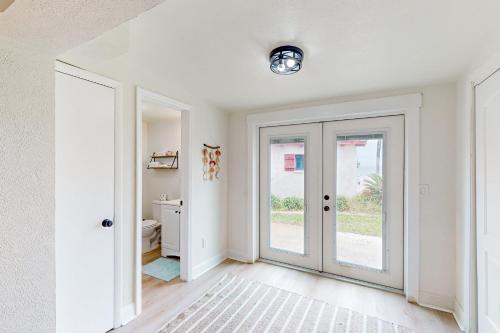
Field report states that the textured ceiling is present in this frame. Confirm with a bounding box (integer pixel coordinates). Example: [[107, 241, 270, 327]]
[[0, 0, 163, 53], [64, 0, 500, 111]]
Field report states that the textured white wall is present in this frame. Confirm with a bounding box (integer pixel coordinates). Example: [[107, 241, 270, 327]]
[[0, 2, 163, 331], [142, 119, 182, 219], [0, 41, 56, 333], [227, 83, 457, 311]]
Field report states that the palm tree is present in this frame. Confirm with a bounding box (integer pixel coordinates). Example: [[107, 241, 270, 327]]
[[364, 173, 383, 204]]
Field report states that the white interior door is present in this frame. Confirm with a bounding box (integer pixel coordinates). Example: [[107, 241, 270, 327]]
[[259, 124, 322, 270], [322, 116, 404, 289], [55, 71, 115, 333], [476, 71, 500, 333]]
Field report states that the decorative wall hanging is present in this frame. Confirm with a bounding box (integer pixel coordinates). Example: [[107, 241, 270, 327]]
[[202, 144, 222, 181]]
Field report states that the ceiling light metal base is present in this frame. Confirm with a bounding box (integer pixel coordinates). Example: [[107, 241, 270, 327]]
[[269, 45, 304, 75]]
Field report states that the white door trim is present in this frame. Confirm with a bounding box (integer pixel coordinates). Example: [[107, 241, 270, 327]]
[[135, 87, 193, 316], [55, 61, 124, 328], [247, 93, 421, 302]]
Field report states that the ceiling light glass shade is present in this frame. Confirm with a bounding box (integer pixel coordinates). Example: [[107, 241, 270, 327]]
[[269, 45, 304, 75]]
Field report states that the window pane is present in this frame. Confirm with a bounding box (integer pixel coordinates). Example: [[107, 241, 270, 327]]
[[336, 134, 383, 270], [269, 136, 305, 254]]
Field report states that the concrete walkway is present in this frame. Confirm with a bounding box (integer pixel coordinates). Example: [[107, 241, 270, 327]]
[[270, 222, 382, 269]]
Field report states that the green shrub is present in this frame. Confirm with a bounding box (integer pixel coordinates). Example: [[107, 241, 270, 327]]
[[336, 196, 349, 212], [282, 196, 304, 210], [271, 194, 282, 210], [348, 193, 381, 214]]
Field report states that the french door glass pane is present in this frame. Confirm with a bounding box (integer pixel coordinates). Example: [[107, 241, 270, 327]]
[[269, 136, 305, 254], [336, 133, 384, 270]]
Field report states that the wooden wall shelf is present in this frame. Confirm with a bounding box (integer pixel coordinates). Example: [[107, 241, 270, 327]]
[[147, 151, 179, 169]]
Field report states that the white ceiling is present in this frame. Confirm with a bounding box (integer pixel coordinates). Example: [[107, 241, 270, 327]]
[[63, 0, 500, 111], [0, 0, 162, 53], [142, 101, 181, 123]]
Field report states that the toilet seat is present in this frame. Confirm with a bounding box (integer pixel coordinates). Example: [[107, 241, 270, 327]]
[[142, 219, 160, 229]]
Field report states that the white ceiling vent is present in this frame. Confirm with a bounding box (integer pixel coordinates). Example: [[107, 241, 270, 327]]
[[0, 0, 15, 12]]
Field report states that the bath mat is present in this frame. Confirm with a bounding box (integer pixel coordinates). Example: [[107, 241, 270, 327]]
[[159, 274, 413, 333], [143, 257, 180, 282]]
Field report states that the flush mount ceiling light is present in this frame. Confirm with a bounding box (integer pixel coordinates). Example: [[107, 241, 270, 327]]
[[269, 45, 304, 75]]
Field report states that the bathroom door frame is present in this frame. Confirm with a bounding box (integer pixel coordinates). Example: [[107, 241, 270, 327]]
[[247, 93, 421, 302], [135, 87, 192, 316]]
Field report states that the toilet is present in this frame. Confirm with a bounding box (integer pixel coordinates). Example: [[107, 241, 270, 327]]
[[142, 219, 161, 254]]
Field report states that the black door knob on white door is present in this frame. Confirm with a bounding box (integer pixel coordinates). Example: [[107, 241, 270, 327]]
[[102, 219, 113, 227]]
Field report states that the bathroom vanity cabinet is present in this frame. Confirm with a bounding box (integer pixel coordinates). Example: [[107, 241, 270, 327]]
[[152, 200, 181, 257]]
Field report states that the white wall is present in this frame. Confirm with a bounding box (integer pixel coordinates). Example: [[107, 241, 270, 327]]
[[142, 119, 182, 219], [227, 113, 250, 261], [0, 41, 56, 333], [190, 109, 228, 278], [418, 84, 457, 310], [455, 76, 472, 332], [227, 83, 457, 311]]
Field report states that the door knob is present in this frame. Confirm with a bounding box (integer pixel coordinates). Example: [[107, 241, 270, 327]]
[[324, 194, 330, 200], [324, 206, 330, 212], [102, 219, 113, 227]]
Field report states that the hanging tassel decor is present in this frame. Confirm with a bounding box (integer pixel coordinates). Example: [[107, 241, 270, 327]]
[[202, 144, 222, 181]]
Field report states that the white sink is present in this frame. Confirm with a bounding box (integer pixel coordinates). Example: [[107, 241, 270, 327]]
[[153, 199, 181, 207]]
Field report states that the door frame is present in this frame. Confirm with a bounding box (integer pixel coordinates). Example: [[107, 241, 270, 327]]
[[135, 87, 192, 316], [55, 61, 124, 328], [247, 93, 422, 301]]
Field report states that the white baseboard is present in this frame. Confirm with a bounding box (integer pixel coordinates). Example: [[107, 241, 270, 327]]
[[120, 303, 136, 326], [192, 251, 227, 280], [453, 299, 466, 332], [228, 249, 251, 263], [419, 290, 455, 313]]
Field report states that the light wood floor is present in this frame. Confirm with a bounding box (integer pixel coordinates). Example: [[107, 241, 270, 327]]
[[115, 252, 460, 333]]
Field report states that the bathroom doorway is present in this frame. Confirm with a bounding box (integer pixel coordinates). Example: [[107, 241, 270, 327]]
[[135, 87, 192, 316]]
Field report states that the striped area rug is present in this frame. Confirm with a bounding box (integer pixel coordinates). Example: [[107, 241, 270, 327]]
[[159, 274, 413, 333]]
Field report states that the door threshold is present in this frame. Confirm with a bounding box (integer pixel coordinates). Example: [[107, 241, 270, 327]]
[[258, 258, 404, 296]]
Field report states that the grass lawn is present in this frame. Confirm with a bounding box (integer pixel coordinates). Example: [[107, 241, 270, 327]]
[[271, 211, 382, 237]]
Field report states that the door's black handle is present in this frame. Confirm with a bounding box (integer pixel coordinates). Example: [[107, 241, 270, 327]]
[[324, 194, 330, 200], [102, 219, 113, 227], [324, 206, 330, 212]]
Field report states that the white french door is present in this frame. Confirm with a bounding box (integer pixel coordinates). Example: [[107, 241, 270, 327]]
[[476, 70, 500, 333], [259, 116, 404, 289], [322, 116, 404, 289], [259, 124, 322, 270]]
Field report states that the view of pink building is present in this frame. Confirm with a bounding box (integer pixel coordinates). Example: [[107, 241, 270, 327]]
[[270, 138, 382, 199]]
